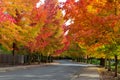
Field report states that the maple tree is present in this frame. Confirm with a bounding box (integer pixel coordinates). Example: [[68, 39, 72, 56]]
[[62, 41, 85, 61], [0, 0, 46, 64], [26, 0, 66, 62], [94, 0, 120, 76], [1, 1, 120, 76], [0, 0, 67, 64], [0, 0, 42, 48], [63, 0, 99, 61], [63, 0, 120, 77]]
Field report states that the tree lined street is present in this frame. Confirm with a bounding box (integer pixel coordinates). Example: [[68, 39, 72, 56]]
[[1, 0, 120, 79], [0, 60, 99, 80]]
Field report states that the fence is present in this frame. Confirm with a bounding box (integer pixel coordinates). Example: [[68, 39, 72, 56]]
[[0, 54, 25, 65]]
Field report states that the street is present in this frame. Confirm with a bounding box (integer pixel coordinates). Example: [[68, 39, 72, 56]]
[[0, 60, 99, 80]]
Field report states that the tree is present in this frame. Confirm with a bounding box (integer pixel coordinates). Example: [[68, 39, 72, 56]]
[[26, 0, 65, 62], [0, 0, 45, 64], [63, 0, 120, 77]]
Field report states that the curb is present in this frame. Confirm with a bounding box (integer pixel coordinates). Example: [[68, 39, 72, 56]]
[[0, 65, 40, 72], [0, 63, 58, 72]]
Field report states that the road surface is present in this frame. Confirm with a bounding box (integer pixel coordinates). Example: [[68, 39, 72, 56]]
[[0, 60, 100, 80]]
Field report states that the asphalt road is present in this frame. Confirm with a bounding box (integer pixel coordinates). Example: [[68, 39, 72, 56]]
[[0, 60, 99, 80]]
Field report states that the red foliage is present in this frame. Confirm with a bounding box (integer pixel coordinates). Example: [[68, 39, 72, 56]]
[[55, 35, 70, 54], [27, 27, 53, 52], [0, 9, 16, 23], [31, 6, 47, 23]]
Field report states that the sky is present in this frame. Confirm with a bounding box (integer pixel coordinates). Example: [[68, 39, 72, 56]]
[[37, 0, 67, 7], [37, 0, 71, 26], [36, 0, 71, 26], [37, 0, 79, 8], [36, 0, 70, 35]]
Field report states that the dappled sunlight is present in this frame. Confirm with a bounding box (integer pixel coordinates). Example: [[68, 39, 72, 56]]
[[51, 63, 92, 67], [78, 73, 100, 80], [0, 74, 53, 78], [23, 74, 53, 78], [87, 67, 98, 70], [50, 60, 98, 67], [79, 74, 99, 78]]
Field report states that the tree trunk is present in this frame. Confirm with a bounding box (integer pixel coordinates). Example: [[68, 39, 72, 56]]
[[86, 56, 89, 63], [105, 58, 107, 69], [46, 56, 48, 63], [108, 59, 111, 71], [12, 43, 16, 65], [37, 54, 40, 64], [82, 57, 84, 62], [38, 54, 42, 64], [28, 53, 32, 64], [90, 58, 93, 64], [114, 0, 118, 77], [80, 57, 82, 62], [114, 55, 118, 77], [49, 56, 52, 63], [100, 58, 105, 67], [81, 58, 83, 62]]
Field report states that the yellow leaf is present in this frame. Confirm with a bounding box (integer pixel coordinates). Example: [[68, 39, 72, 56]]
[[113, 26, 119, 32]]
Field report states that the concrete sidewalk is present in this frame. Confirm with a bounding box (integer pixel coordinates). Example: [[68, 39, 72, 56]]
[[0, 64, 41, 72], [71, 66, 100, 80]]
